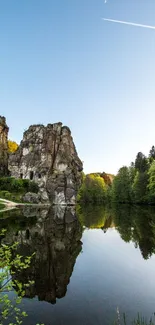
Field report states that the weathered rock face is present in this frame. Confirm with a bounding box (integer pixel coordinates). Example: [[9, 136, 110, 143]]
[[9, 123, 83, 204], [22, 192, 40, 204], [4, 206, 83, 304], [0, 116, 9, 176]]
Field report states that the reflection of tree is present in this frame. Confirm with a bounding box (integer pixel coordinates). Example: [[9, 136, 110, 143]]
[[77, 204, 114, 229], [112, 204, 133, 242], [112, 204, 155, 259], [2, 206, 83, 304], [77, 203, 155, 260], [131, 206, 155, 259]]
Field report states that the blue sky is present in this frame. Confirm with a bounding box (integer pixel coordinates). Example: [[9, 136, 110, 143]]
[[1, 0, 155, 174]]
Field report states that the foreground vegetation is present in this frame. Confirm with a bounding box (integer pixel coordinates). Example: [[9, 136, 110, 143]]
[[114, 310, 155, 325], [0, 229, 34, 325]]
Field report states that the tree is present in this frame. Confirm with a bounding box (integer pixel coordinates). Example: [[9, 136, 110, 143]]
[[78, 174, 107, 204], [132, 171, 149, 203], [8, 140, 18, 153], [100, 172, 113, 186], [149, 145, 155, 160], [135, 152, 148, 172], [149, 145, 155, 164], [129, 162, 136, 184], [148, 161, 155, 203], [112, 166, 132, 203]]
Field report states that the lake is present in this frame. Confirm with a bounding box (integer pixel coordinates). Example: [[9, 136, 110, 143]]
[[0, 204, 155, 325]]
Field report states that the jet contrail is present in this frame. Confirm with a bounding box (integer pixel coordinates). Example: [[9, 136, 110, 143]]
[[103, 18, 155, 30]]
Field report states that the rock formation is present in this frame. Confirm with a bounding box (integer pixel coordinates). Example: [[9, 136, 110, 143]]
[[9, 123, 83, 204], [0, 116, 9, 176], [5, 206, 83, 304]]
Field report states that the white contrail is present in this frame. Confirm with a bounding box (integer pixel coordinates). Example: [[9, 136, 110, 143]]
[[103, 18, 155, 30]]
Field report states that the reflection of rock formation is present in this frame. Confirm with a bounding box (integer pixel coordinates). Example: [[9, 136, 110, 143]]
[[10, 206, 83, 304], [9, 123, 83, 204], [0, 116, 9, 176]]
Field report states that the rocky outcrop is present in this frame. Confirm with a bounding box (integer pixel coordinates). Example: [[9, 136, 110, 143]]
[[22, 192, 40, 204], [9, 123, 83, 205], [6, 206, 83, 304], [0, 116, 9, 176]]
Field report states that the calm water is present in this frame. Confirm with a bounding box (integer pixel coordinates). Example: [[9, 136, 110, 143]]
[[1, 204, 155, 325]]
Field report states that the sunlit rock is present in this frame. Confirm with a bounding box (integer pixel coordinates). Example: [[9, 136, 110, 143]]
[[8, 123, 83, 205]]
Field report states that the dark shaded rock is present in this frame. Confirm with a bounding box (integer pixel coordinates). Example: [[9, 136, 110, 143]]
[[0, 116, 9, 176], [9, 123, 83, 204]]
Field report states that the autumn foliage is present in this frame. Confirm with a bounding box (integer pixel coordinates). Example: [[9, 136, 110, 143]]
[[8, 140, 18, 153]]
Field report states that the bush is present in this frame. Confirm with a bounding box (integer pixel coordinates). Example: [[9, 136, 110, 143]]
[[0, 191, 12, 200], [28, 181, 39, 193], [0, 177, 39, 194]]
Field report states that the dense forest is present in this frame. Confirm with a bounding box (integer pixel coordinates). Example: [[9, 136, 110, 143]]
[[78, 146, 155, 205]]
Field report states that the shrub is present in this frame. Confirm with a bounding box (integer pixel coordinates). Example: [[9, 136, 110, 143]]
[[0, 191, 12, 199], [0, 177, 39, 194]]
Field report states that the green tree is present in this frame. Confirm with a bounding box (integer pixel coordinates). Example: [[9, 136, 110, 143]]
[[135, 152, 148, 172], [148, 161, 155, 203], [112, 167, 132, 203], [132, 171, 149, 203], [78, 174, 107, 204], [129, 162, 136, 184], [149, 145, 155, 161]]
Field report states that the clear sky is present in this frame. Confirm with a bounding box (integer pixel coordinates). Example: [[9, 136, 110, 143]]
[[1, 0, 155, 175]]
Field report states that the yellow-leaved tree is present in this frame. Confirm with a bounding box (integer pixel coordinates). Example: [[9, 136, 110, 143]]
[[8, 140, 19, 153]]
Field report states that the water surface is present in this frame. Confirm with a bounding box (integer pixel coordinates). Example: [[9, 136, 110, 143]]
[[0, 204, 155, 325]]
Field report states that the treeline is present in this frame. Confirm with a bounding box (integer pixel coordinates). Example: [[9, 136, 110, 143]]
[[111, 146, 155, 204], [78, 146, 155, 205]]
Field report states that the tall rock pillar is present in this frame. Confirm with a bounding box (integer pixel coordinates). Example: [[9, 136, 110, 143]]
[[0, 116, 9, 176]]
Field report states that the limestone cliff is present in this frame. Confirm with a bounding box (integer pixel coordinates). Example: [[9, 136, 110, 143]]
[[9, 123, 83, 204], [4, 206, 83, 304], [0, 116, 9, 176]]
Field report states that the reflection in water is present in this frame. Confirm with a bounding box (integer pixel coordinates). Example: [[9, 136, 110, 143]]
[[112, 204, 155, 260], [77, 204, 114, 230], [1, 203, 155, 310], [1, 206, 82, 304], [78, 204, 155, 260]]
